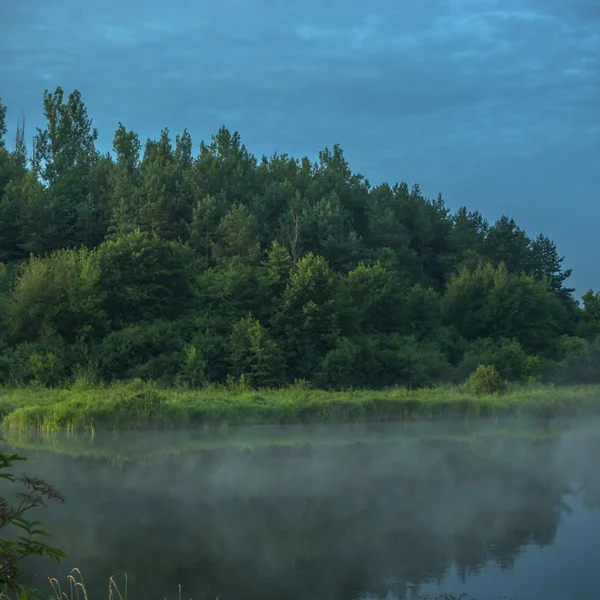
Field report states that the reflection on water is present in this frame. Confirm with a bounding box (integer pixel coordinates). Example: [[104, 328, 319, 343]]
[[4, 420, 600, 600]]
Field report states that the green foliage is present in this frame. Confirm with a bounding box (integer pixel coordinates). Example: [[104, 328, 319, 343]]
[[316, 337, 361, 389], [97, 320, 187, 383], [0, 444, 66, 589], [577, 290, 600, 341], [3, 248, 107, 345], [342, 262, 403, 334], [444, 262, 566, 356], [0, 98, 6, 148], [458, 338, 541, 382], [553, 336, 600, 385], [467, 365, 504, 395], [0, 87, 594, 391], [0, 339, 71, 387], [3, 381, 600, 434], [175, 344, 207, 388], [275, 253, 340, 379], [188, 193, 226, 264], [215, 203, 260, 266], [228, 315, 285, 387], [28, 352, 65, 388], [91, 230, 196, 327]]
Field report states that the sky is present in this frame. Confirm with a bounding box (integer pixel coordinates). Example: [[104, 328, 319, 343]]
[[1, 0, 598, 294]]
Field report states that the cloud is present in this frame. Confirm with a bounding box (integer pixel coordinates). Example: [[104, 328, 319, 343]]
[[0, 0, 598, 292]]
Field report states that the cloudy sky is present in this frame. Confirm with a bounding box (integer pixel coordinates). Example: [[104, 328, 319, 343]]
[[1, 0, 598, 293]]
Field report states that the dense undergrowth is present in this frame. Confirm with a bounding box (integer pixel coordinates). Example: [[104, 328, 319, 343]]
[[1, 379, 598, 433]]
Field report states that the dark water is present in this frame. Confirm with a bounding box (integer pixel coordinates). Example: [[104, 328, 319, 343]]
[[4, 421, 600, 600]]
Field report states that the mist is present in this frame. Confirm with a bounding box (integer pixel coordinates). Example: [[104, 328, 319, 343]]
[[8, 419, 600, 600]]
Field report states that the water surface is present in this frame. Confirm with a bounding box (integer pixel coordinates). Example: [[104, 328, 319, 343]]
[[4, 420, 600, 600]]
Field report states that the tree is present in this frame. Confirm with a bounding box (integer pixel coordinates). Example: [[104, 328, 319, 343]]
[[530, 233, 573, 296], [32, 87, 98, 186], [192, 126, 258, 204], [342, 262, 403, 334], [577, 290, 600, 341], [299, 192, 365, 272], [3, 248, 108, 345], [0, 86, 590, 388], [309, 144, 370, 235], [0, 97, 7, 148], [113, 121, 141, 173], [395, 184, 453, 287], [403, 284, 442, 341], [483, 215, 532, 274], [274, 253, 340, 379], [188, 193, 227, 265], [30, 87, 100, 250], [444, 261, 567, 356], [257, 241, 292, 318], [91, 230, 197, 328], [215, 203, 261, 266], [136, 128, 191, 239], [444, 206, 488, 275], [228, 315, 285, 387], [316, 337, 361, 389], [364, 183, 418, 275]]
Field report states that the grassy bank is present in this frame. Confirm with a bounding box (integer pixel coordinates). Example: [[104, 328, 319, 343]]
[[0, 380, 599, 433]]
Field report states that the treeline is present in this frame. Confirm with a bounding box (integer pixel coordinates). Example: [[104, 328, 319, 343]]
[[0, 87, 599, 389]]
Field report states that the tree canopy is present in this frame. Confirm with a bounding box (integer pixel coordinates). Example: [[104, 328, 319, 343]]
[[0, 89, 597, 389]]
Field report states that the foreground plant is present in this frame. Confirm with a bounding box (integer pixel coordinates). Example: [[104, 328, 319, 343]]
[[0, 440, 66, 590]]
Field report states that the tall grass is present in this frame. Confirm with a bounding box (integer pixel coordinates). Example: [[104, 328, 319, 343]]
[[0, 568, 511, 600], [0, 568, 188, 600], [0, 380, 599, 434]]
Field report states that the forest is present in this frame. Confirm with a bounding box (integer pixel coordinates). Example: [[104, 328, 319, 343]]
[[0, 87, 599, 391]]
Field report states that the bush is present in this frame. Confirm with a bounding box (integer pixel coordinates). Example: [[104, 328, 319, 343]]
[[467, 364, 504, 394], [458, 338, 540, 382], [0, 339, 71, 386]]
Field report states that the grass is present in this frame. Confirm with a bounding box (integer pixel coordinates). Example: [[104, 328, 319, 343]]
[[0, 568, 517, 600], [0, 379, 599, 434]]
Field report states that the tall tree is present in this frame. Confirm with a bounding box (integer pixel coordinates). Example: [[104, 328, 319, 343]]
[[215, 203, 261, 266], [192, 126, 258, 204], [530, 233, 573, 296], [577, 290, 600, 341], [342, 262, 403, 335], [444, 206, 488, 274], [32, 87, 98, 186], [483, 215, 532, 274], [30, 88, 99, 250], [0, 98, 7, 148], [91, 230, 197, 328], [274, 253, 340, 379], [228, 315, 285, 387], [188, 193, 227, 265]]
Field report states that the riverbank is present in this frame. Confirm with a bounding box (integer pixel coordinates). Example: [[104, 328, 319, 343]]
[[1, 380, 599, 433]]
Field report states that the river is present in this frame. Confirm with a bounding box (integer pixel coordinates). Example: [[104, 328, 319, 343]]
[[3, 420, 600, 600]]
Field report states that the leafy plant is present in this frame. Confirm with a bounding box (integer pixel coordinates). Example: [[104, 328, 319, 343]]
[[0, 441, 65, 589], [467, 364, 504, 395]]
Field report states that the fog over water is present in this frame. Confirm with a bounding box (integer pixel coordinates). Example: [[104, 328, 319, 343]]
[[5, 420, 600, 600]]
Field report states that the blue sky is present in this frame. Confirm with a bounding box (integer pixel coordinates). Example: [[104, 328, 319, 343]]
[[1, 0, 598, 294]]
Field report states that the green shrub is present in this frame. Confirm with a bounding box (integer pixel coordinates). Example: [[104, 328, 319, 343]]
[[467, 364, 504, 394]]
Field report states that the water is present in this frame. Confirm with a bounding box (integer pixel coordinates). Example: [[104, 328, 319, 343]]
[[3, 420, 600, 600]]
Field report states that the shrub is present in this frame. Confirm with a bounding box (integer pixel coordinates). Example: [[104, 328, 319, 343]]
[[467, 364, 504, 394]]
